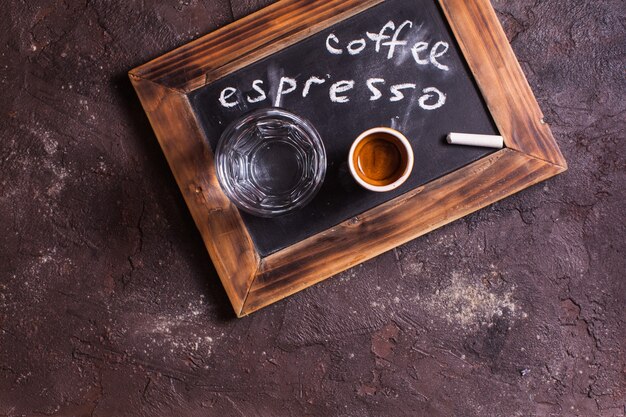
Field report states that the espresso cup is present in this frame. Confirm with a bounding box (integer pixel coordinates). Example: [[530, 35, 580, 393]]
[[348, 127, 414, 192]]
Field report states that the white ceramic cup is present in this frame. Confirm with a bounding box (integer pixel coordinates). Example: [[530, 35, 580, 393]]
[[348, 127, 414, 193]]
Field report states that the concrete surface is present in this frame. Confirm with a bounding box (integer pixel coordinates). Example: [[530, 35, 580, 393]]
[[0, 0, 624, 416]]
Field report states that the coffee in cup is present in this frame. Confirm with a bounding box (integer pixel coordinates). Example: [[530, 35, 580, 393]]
[[348, 127, 414, 192]]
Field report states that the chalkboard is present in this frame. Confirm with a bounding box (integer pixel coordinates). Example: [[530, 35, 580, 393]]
[[190, 0, 498, 256]]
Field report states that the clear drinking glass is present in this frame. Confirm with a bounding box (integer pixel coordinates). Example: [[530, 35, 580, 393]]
[[215, 108, 327, 217]]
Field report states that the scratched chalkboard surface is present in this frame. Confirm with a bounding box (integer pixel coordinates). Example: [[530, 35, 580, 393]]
[[190, 0, 499, 256]]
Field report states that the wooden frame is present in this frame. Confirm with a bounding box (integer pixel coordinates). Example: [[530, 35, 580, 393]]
[[129, 0, 567, 317]]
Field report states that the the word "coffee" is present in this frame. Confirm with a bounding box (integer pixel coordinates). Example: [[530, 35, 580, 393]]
[[325, 20, 450, 71]]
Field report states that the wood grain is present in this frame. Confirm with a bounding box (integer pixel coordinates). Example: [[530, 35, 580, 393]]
[[241, 149, 563, 314], [130, 75, 258, 315], [132, 0, 383, 92], [130, 0, 567, 317], [439, 0, 567, 168]]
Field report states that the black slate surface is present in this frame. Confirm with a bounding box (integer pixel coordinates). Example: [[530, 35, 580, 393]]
[[190, 0, 499, 256]]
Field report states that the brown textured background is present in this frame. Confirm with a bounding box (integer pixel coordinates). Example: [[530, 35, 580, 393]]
[[1, 1, 624, 416]]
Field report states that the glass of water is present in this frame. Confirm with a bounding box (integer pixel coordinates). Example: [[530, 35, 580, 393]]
[[215, 108, 327, 217]]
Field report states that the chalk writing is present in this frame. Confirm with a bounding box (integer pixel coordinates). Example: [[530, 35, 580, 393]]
[[390, 84, 417, 102], [218, 19, 452, 110], [411, 42, 429, 65], [366, 78, 385, 101], [303, 76, 326, 98], [246, 80, 266, 103], [330, 80, 355, 103], [326, 34, 342, 55], [430, 41, 450, 71], [219, 87, 238, 108], [366, 21, 395, 54], [275, 77, 297, 107], [418, 87, 446, 110], [347, 39, 366, 55]]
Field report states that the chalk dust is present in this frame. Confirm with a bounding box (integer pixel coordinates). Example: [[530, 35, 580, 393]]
[[134, 298, 222, 358], [422, 270, 520, 330]]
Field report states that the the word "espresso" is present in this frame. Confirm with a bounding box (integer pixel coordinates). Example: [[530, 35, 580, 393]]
[[218, 20, 451, 110]]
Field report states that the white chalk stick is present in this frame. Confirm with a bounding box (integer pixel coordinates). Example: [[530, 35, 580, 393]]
[[447, 133, 504, 149]]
